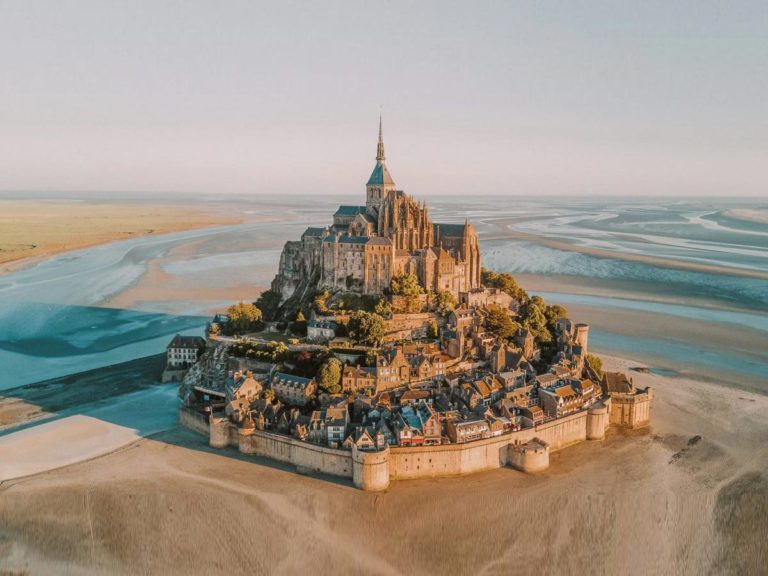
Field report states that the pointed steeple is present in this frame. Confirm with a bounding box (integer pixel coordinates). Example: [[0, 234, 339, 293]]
[[376, 115, 386, 163], [367, 116, 395, 188]]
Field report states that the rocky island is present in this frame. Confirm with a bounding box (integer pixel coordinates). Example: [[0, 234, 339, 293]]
[[177, 122, 652, 490]]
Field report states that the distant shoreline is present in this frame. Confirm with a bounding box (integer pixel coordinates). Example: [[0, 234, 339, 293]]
[[0, 199, 242, 276]]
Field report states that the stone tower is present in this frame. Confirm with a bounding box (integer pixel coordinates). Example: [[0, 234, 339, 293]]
[[366, 117, 397, 215]]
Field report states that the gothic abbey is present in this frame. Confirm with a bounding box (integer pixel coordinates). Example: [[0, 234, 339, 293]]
[[272, 120, 482, 302]]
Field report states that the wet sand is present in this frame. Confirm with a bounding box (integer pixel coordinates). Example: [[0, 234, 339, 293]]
[[483, 217, 768, 281], [0, 356, 766, 575], [0, 199, 241, 274], [725, 208, 768, 225]]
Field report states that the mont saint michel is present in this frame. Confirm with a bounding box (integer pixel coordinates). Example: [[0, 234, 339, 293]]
[[2, 3, 767, 572], [272, 119, 481, 302], [177, 123, 652, 491]]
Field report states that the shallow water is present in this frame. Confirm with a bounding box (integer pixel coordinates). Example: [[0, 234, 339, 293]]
[[0, 195, 765, 392]]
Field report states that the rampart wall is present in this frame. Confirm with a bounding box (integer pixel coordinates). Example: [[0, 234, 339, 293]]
[[179, 407, 609, 490], [179, 407, 211, 436], [387, 410, 587, 480], [238, 428, 353, 478]]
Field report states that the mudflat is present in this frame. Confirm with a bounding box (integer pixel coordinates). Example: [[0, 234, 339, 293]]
[[0, 199, 240, 273], [0, 356, 765, 575]]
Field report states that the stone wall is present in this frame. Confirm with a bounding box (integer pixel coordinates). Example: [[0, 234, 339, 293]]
[[180, 406, 601, 490], [238, 428, 353, 478], [179, 407, 210, 436], [387, 411, 587, 480]]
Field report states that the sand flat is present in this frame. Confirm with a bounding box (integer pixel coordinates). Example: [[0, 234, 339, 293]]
[[0, 356, 766, 575], [0, 386, 179, 481], [0, 199, 240, 272]]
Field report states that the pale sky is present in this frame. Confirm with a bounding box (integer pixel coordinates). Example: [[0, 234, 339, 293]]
[[1, 1, 766, 197]]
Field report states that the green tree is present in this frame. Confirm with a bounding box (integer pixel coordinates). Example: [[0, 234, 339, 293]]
[[544, 304, 569, 325], [586, 354, 604, 378], [481, 268, 528, 301], [316, 357, 342, 394], [364, 348, 379, 367], [427, 319, 439, 339], [227, 301, 263, 334], [347, 311, 386, 347], [254, 290, 282, 322], [485, 306, 519, 341], [374, 298, 393, 319], [265, 341, 290, 362], [390, 273, 424, 313], [432, 290, 457, 316], [208, 322, 221, 336], [523, 304, 552, 344]]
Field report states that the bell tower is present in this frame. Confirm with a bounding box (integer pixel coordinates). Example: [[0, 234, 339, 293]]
[[366, 116, 396, 215]]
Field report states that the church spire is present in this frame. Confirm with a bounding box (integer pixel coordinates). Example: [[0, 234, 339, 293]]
[[376, 115, 385, 163]]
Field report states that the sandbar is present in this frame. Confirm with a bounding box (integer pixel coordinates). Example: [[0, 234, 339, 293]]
[[0, 199, 241, 274]]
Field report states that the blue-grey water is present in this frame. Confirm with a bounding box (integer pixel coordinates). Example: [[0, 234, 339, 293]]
[[0, 195, 766, 392]]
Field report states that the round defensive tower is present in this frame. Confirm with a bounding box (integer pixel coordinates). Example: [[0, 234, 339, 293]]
[[575, 323, 590, 353], [352, 445, 390, 491], [209, 416, 231, 449], [587, 402, 609, 440], [508, 439, 550, 473], [237, 420, 256, 454]]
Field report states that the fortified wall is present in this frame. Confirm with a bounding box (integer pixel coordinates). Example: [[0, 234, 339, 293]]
[[180, 400, 612, 491]]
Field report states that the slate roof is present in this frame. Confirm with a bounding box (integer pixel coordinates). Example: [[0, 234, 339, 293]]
[[302, 227, 327, 238], [367, 162, 395, 186], [335, 205, 367, 216], [167, 334, 206, 349], [273, 372, 313, 386], [339, 236, 369, 245], [434, 223, 467, 238]]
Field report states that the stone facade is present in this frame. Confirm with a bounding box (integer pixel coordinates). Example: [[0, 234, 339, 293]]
[[272, 119, 482, 302]]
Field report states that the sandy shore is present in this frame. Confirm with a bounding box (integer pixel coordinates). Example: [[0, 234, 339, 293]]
[[0, 355, 765, 575], [0, 199, 241, 274]]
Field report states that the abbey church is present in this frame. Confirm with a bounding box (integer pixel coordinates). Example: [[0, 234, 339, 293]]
[[272, 120, 482, 302]]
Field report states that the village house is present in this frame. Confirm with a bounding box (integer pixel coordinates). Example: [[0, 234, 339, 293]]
[[166, 334, 206, 369], [539, 384, 583, 418], [447, 418, 491, 444], [341, 364, 377, 394], [523, 405, 545, 425], [307, 318, 337, 342], [375, 347, 411, 390], [163, 334, 206, 381], [343, 425, 383, 451], [271, 372, 316, 406]]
